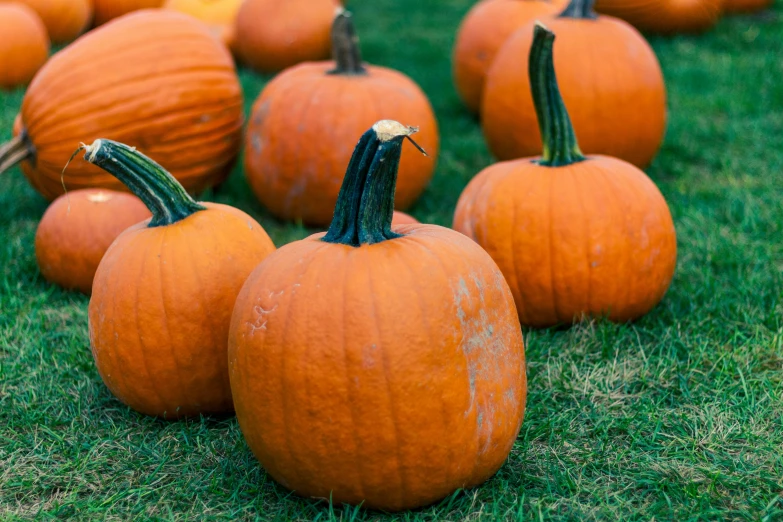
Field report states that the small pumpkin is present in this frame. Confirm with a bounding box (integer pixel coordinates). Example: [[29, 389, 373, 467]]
[[0, 3, 49, 90], [229, 120, 526, 511], [245, 11, 439, 226], [456, 23, 677, 328], [452, 0, 567, 114], [0, 10, 243, 201], [594, 0, 722, 34], [482, 0, 667, 168], [722, 0, 771, 13], [83, 139, 276, 418], [235, 0, 340, 73], [163, 0, 243, 50], [13, 0, 92, 43], [35, 189, 151, 294], [92, 0, 165, 26]]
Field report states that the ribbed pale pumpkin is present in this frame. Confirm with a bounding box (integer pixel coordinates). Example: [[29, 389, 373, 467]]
[[84, 139, 276, 418], [0, 3, 49, 90], [723, 0, 771, 13], [456, 23, 677, 328], [163, 0, 242, 50], [0, 10, 243, 201], [92, 0, 165, 25], [245, 12, 439, 225], [594, 0, 722, 34], [13, 0, 92, 43], [229, 120, 526, 511], [482, 0, 667, 168]]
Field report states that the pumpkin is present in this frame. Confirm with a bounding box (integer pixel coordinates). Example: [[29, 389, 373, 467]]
[[456, 23, 677, 328], [163, 0, 243, 50], [392, 210, 419, 225], [0, 10, 243, 201], [722, 0, 771, 13], [452, 0, 567, 114], [235, 0, 340, 73], [482, 0, 667, 169], [13, 0, 92, 43], [0, 3, 49, 90], [229, 120, 526, 511], [244, 11, 439, 226], [93, 0, 165, 25], [594, 0, 722, 34], [83, 139, 276, 418], [35, 189, 151, 295]]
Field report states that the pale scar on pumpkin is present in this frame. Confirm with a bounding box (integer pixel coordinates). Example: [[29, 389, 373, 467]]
[[86, 191, 114, 203]]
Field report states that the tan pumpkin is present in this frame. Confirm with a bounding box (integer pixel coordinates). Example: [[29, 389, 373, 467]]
[[0, 3, 49, 90], [163, 0, 242, 50]]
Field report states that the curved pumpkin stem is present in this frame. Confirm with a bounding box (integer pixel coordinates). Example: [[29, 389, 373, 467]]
[[559, 0, 597, 19], [323, 120, 426, 246], [530, 23, 586, 167], [79, 139, 205, 228], [328, 10, 367, 76], [0, 132, 34, 175]]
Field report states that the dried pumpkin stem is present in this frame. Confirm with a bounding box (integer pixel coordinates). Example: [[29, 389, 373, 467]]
[[323, 120, 425, 246], [0, 133, 34, 175], [559, 0, 597, 19], [328, 10, 367, 76], [79, 139, 205, 228], [530, 22, 585, 167]]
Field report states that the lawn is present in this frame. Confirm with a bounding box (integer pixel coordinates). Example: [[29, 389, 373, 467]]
[[2, 1, 783, 520]]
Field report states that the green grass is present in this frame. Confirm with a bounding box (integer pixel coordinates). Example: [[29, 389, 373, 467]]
[[2, 1, 783, 520]]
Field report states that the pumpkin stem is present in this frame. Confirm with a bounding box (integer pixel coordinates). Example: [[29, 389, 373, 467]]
[[78, 139, 206, 227], [559, 0, 597, 19], [323, 120, 426, 246], [0, 132, 34, 175], [530, 22, 585, 167], [328, 10, 367, 76]]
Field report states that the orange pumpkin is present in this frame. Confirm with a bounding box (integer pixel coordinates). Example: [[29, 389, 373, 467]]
[[229, 120, 526, 511], [392, 210, 419, 225], [453, 0, 567, 114], [723, 0, 771, 13], [235, 0, 341, 73], [456, 23, 677, 328], [83, 139, 276, 418], [0, 10, 243, 201], [13, 0, 92, 43], [0, 4, 49, 90], [35, 189, 151, 294], [163, 0, 243, 50], [594, 0, 722, 34], [244, 11, 439, 226], [92, 0, 165, 25], [482, 0, 667, 168]]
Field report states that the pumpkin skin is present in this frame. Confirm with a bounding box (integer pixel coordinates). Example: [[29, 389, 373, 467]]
[[722, 0, 771, 13], [235, 0, 341, 73], [163, 0, 243, 50], [245, 13, 439, 226], [453, 0, 567, 114], [0, 10, 243, 201], [392, 210, 419, 225], [230, 120, 526, 511], [0, 4, 49, 90], [456, 23, 677, 328], [84, 139, 276, 418], [482, 1, 667, 168], [13, 0, 92, 43], [594, 0, 722, 34], [93, 0, 165, 25], [35, 189, 151, 295]]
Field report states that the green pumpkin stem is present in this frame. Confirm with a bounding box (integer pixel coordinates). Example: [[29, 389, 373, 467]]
[[0, 132, 34, 175], [323, 120, 426, 247], [328, 10, 367, 76], [559, 0, 597, 19], [79, 139, 205, 227], [530, 22, 586, 167]]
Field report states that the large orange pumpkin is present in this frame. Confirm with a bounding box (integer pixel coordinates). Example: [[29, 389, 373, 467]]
[[453, 0, 567, 114], [235, 0, 340, 73], [722, 0, 771, 13], [84, 139, 276, 418], [92, 0, 165, 25], [482, 0, 667, 168], [13, 0, 92, 43], [35, 189, 151, 295], [456, 23, 677, 328], [0, 10, 243, 201], [163, 0, 243, 50], [0, 4, 49, 90], [244, 11, 439, 226], [594, 0, 722, 34], [229, 120, 526, 511]]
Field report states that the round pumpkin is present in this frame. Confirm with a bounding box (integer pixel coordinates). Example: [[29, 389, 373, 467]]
[[0, 10, 243, 201], [0, 3, 49, 90], [235, 0, 340, 73], [723, 0, 771, 13], [35, 189, 151, 295], [594, 0, 722, 34], [92, 0, 165, 25], [453, 0, 567, 114], [245, 12, 438, 226], [13, 0, 92, 43], [457, 23, 677, 328], [163, 0, 242, 50], [83, 139, 276, 418], [230, 120, 526, 511], [482, 0, 667, 168]]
